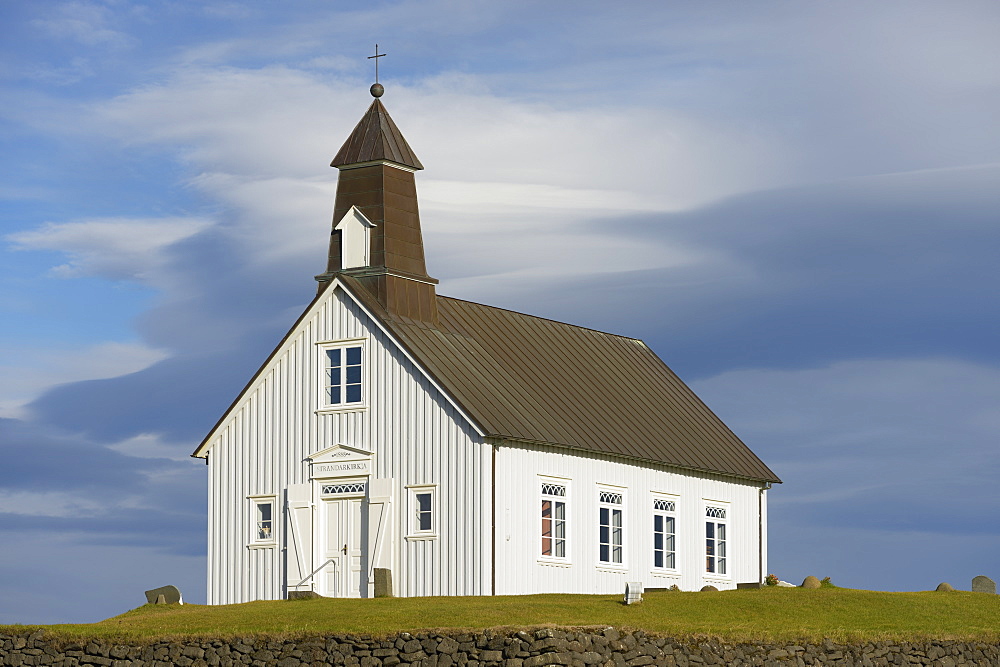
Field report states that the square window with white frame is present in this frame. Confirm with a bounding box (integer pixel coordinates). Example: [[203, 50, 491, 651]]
[[540, 480, 568, 560], [705, 504, 728, 576], [652, 496, 677, 570], [406, 485, 437, 539], [598, 489, 624, 566], [321, 342, 365, 408]]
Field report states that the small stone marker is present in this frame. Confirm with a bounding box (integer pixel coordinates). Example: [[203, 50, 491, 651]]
[[776, 580, 795, 587], [700, 585, 719, 592], [624, 581, 643, 605], [801, 576, 821, 589], [972, 576, 995, 594], [374, 568, 394, 597], [144, 585, 183, 605], [935, 582, 955, 592]]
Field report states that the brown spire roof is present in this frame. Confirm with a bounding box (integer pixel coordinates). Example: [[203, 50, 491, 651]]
[[331, 99, 424, 170]]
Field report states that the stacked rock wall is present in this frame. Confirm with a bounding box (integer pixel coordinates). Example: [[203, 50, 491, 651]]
[[3, 627, 999, 666]]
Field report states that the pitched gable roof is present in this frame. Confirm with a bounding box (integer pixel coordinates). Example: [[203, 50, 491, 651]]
[[339, 276, 780, 484]]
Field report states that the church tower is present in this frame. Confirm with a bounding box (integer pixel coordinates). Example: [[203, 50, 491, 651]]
[[315, 84, 439, 324]]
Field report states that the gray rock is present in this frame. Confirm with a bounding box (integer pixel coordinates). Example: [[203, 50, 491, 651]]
[[935, 582, 955, 592], [287, 591, 321, 600], [800, 576, 821, 589], [971, 575, 996, 594], [699, 585, 718, 592], [374, 569, 394, 597], [144, 585, 183, 605]]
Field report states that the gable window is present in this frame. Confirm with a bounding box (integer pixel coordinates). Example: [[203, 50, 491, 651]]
[[652, 497, 677, 570], [406, 485, 437, 539], [598, 489, 624, 565], [705, 505, 728, 576], [319, 341, 365, 409], [249, 496, 276, 546], [540, 481, 568, 559]]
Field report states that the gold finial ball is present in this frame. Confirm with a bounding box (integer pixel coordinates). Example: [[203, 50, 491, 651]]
[[370, 83, 384, 98]]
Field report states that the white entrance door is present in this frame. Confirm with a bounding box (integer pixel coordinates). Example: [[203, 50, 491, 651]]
[[320, 494, 366, 597]]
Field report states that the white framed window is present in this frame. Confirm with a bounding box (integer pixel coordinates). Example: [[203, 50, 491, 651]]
[[406, 484, 437, 540], [652, 495, 678, 571], [598, 487, 625, 566], [249, 495, 276, 546], [705, 503, 729, 576], [318, 340, 366, 410], [540, 479, 569, 562]]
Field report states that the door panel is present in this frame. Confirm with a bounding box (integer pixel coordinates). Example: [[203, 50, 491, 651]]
[[320, 496, 367, 597]]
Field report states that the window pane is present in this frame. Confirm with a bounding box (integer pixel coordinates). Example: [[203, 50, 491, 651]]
[[346, 365, 361, 384], [654, 533, 663, 550], [654, 515, 662, 532], [258, 503, 271, 522], [417, 493, 431, 513], [665, 552, 675, 568], [718, 541, 726, 558], [346, 346, 361, 365], [654, 551, 663, 568], [554, 501, 565, 520], [346, 384, 362, 403], [329, 386, 341, 404], [554, 517, 565, 539], [600, 507, 609, 525], [329, 367, 341, 385], [718, 524, 726, 541], [665, 534, 675, 552], [706, 523, 714, 539], [600, 525, 609, 544], [327, 349, 341, 365], [554, 539, 565, 558], [600, 544, 609, 562], [664, 517, 674, 534], [612, 545, 622, 563], [718, 558, 726, 575], [542, 536, 552, 556], [706, 538, 715, 557]]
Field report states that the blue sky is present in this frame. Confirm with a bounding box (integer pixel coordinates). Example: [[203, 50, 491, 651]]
[[2, 1, 999, 624]]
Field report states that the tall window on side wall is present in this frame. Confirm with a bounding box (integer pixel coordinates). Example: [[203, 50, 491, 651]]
[[705, 505, 728, 575], [321, 342, 364, 408], [598, 490, 624, 566], [249, 496, 276, 546], [540, 482, 568, 560], [652, 497, 677, 570]]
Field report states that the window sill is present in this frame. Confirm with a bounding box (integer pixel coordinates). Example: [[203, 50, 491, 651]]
[[704, 574, 732, 582], [405, 533, 437, 541], [650, 569, 681, 578], [316, 404, 368, 415], [247, 542, 276, 550], [596, 564, 628, 573], [537, 559, 572, 568]]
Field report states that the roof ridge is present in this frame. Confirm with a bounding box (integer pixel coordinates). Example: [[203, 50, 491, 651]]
[[435, 293, 645, 343]]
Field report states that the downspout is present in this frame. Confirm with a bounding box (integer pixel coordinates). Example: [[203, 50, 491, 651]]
[[491, 441, 498, 596], [758, 482, 772, 583]]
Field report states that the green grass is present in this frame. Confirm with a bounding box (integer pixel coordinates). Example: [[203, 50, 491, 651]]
[[4, 588, 999, 644]]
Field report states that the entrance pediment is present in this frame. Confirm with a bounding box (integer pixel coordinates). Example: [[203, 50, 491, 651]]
[[308, 444, 373, 478]]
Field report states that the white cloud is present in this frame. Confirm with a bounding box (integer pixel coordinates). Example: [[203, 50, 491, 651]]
[[0, 341, 168, 418], [31, 1, 134, 49], [7, 217, 211, 282]]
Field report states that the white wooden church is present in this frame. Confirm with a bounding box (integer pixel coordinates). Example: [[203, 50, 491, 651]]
[[192, 85, 781, 604]]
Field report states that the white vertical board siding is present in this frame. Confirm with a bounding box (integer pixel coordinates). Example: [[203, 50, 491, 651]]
[[495, 442, 767, 595], [202, 285, 489, 604]]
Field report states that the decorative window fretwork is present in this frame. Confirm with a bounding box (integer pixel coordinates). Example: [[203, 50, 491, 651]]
[[541, 483, 566, 497], [599, 491, 623, 505], [706, 506, 727, 519], [653, 498, 676, 512], [322, 482, 367, 495]]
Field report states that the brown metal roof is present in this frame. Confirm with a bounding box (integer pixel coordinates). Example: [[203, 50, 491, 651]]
[[339, 277, 780, 484], [331, 99, 424, 170]]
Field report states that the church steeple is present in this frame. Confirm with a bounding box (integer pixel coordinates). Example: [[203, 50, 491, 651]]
[[316, 86, 438, 324]]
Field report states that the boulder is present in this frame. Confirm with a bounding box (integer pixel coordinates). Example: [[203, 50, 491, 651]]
[[801, 576, 821, 589], [144, 585, 182, 605], [971, 576, 996, 594], [935, 582, 955, 592], [700, 585, 719, 592]]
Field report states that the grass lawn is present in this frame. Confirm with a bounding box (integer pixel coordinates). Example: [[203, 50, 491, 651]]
[[4, 588, 998, 644]]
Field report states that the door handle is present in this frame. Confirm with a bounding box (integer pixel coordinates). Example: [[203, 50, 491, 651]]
[[342, 543, 347, 555]]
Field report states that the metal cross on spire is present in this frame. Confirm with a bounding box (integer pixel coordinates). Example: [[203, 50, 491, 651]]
[[368, 44, 386, 98], [368, 44, 386, 83]]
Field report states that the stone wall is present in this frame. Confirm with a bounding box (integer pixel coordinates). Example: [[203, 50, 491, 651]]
[[3, 627, 999, 667]]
